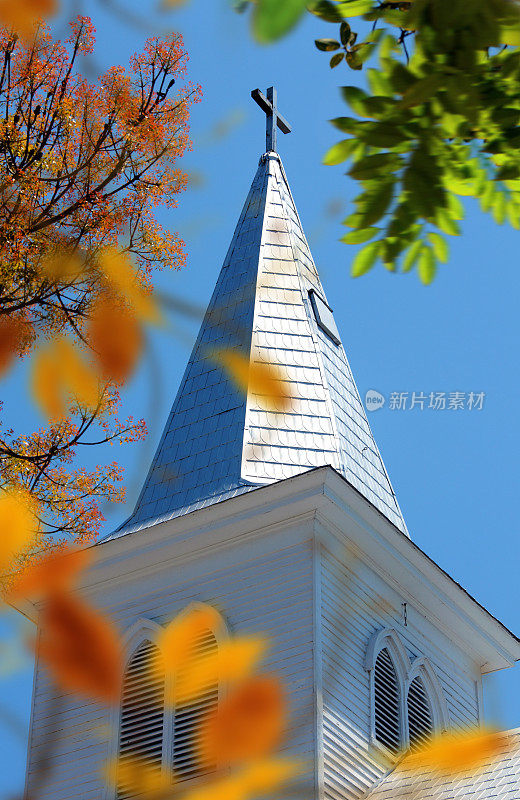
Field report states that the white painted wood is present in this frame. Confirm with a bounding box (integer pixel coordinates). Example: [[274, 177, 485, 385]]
[[23, 468, 520, 800]]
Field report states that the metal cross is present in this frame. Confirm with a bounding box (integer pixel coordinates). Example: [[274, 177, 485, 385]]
[[251, 86, 291, 153]]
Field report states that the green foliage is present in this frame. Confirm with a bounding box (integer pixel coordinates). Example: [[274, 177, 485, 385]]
[[236, 0, 520, 283], [318, 0, 520, 282], [252, 0, 307, 42]]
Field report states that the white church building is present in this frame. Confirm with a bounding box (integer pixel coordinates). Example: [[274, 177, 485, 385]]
[[23, 88, 520, 799]]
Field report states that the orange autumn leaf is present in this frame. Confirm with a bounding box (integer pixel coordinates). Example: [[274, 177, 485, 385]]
[[40, 251, 84, 283], [8, 547, 91, 601], [0, 0, 57, 39], [0, 318, 25, 377], [31, 343, 62, 419], [105, 755, 173, 799], [171, 637, 269, 706], [199, 675, 286, 765], [0, 491, 36, 573], [212, 349, 290, 411], [89, 297, 143, 384], [98, 248, 161, 325], [405, 728, 511, 774], [36, 591, 123, 703], [156, 605, 223, 674], [31, 336, 99, 420], [183, 759, 299, 800]]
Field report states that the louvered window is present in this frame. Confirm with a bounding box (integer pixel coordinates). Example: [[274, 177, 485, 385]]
[[119, 640, 165, 797], [374, 647, 401, 753], [173, 628, 218, 780], [407, 676, 433, 749]]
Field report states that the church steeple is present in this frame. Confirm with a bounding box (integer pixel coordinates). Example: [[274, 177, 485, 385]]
[[111, 89, 407, 538]]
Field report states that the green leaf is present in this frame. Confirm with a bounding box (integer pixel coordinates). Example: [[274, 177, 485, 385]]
[[492, 192, 506, 225], [500, 24, 520, 46], [338, 0, 373, 16], [402, 239, 423, 273], [359, 122, 405, 147], [418, 247, 436, 284], [329, 116, 360, 133], [253, 0, 307, 42], [427, 232, 449, 263], [447, 194, 464, 221], [496, 164, 520, 181], [351, 241, 381, 277], [341, 227, 379, 244], [348, 152, 403, 180], [358, 180, 394, 226], [507, 201, 520, 230], [340, 21, 352, 46], [480, 182, 496, 212], [323, 138, 358, 165], [341, 86, 371, 117], [399, 75, 443, 108], [367, 68, 394, 97], [342, 211, 364, 228], [330, 52, 344, 68], [345, 50, 363, 70], [315, 38, 341, 51], [308, 0, 343, 22], [436, 207, 461, 236]]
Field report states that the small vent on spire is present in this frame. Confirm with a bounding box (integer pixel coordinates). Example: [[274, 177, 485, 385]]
[[407, 676, 433, 749], [309, 290, 340, 345], [374, 647, 401, 753]]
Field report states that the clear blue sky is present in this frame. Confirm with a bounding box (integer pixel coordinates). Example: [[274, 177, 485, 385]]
[[1, 1, 519, 795]]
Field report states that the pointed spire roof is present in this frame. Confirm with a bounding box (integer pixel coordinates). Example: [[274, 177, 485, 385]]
[[107, 91, 406, 540], [108, 157, 407, 539]]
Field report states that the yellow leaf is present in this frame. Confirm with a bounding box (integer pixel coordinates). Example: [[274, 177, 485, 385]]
[[31, 344, 63, 420], [0, 491, 36, 573], [405, 728, 510, 774], [183, 760, 299, 800], [105, 755, 173, 798], [40, 251, 83, 282], [171, 637, 269, 706], [157, 605, 223, 674], [212, 349, 291, 411], [56, 338, 99, 410], [31, 337, 99, 420], [98, 247, 161, 324]]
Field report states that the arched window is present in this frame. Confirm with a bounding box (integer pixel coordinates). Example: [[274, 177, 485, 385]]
[[374, 647, 401, 753], [173, 627, 218, 779], [118, 640, 165, 797], [407, 675, 434, 749]]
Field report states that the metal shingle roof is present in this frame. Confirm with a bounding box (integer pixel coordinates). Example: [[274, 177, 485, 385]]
[[365, 729, 520, 799], [105, 152, 406, 540]]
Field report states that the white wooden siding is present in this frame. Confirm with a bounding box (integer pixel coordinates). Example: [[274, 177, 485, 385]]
[[26, 530, 316, 800], [319, 544, 482, 800]]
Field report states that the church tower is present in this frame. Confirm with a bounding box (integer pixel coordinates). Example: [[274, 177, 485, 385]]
[[23, 88, 520, 800]]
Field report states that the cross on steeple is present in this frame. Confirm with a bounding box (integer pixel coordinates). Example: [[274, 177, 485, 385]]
[[251, 86, 291, 153]]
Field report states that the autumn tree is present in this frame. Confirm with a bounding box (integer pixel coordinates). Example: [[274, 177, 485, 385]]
[[0, 16, 200, 574], [237, 0, 520, 283]]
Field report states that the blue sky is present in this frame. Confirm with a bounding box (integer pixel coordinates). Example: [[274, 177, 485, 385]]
[[1, 0, 519, 795]]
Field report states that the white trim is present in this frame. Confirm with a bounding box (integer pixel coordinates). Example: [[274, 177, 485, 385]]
[[313, 534, 325, 800], [406, 656, 449, 732], [365, 628, 409, 759], [365, 628, 450, 757], [106, 618, 169, 800]]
